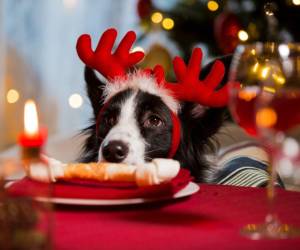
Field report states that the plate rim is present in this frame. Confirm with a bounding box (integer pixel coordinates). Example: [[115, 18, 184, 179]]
[[34, 181, 200, 206]]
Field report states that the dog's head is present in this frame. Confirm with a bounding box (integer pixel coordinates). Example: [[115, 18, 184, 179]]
[[81, 69, 177, 165], [77, 28, 232, 181]]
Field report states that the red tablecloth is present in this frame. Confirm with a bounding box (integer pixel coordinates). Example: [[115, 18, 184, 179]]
[[53, 184, 300, 250]]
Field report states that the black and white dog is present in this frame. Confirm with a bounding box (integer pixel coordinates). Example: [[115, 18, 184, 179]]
[[76, 28, 232, 183], [79, 58, 231, 182]]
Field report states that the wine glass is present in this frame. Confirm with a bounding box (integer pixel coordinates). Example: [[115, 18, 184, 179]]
[[228, 42, 300, 239]]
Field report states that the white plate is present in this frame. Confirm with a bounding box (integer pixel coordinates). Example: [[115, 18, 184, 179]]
[[32, 182, 200, 206]]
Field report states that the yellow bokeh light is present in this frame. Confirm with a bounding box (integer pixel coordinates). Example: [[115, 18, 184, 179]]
[[6, 89, 20, 104], [250, 49, 256, 55], [151, 12, 163, 24], [69, 94, 83, 109], [263, 86, 276, 94], [292, 0, 300, 6], [256, 108, 277, 128], [238, 30, 249, 41], [162, 18, 174, 30], [252, 62, 259, 73], [260, 66, 270, 79], [207, 1, 219, 11], [272, 73, 286, 85]]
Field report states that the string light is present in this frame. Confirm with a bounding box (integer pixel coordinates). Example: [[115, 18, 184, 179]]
[[6, 89, 20, 104], [162, 18, 174, 30], [69, 94, 83, 109], [151, 12, 163, 24], [292, 0, 300, 6], [207, 1, 219, 12], [238, 30, 249, 41]]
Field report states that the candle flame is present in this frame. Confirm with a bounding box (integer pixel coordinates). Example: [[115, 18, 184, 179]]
[[24, 100, 39, 136]]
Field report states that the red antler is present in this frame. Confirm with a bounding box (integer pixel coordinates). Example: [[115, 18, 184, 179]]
[[76, 28, 144, 80], [153, 48, 231, 107]]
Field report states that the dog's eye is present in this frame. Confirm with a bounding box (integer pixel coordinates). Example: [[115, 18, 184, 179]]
[[144, 115, 163, 128]]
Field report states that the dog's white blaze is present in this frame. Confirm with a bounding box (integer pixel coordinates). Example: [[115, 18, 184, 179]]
[[102, 71, 180, 114], [98, 93, 146, 165]]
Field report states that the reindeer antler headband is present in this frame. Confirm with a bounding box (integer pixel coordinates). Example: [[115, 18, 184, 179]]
[[76, 28, 231, 158]]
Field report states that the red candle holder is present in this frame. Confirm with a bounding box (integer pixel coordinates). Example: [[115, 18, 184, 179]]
[[18, 127, 47, 160]]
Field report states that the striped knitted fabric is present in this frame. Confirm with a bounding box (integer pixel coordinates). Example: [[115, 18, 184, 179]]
[[214, 142, 284, 188]]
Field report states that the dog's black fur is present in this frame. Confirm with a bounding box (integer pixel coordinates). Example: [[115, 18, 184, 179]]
[[79, 56, 232, 182]]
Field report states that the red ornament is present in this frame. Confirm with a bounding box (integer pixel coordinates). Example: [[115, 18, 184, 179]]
[[214, 12, 242, 54], [137, 0, 152, 19]]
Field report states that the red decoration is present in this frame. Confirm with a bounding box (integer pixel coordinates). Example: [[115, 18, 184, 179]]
[[137, 0, 153, 19], [153, 48, 231, 107], [168, 112, 181, 158], [214, 12, 242, 54], [18, 127, 47, 147], [76, 28, 144, 80]]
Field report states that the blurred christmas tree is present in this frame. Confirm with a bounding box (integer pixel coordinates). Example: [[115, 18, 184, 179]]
[[136, 0, 300, 67]]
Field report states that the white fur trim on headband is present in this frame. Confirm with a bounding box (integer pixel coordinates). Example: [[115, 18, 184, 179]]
[[102, 71, 180, 113]]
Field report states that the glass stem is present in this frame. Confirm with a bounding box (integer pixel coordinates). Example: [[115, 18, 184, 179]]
[[265, 154, 280, 233]]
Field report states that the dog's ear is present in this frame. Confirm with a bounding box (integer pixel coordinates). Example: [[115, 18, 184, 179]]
[[179, 55, 232, 140], [84, 66, 106, 118]]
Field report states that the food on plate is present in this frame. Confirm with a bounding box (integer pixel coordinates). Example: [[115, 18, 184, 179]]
[[28, 157, 180, 186]]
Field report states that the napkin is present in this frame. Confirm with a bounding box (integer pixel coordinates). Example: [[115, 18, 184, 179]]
[[7, 168, 192, 200]]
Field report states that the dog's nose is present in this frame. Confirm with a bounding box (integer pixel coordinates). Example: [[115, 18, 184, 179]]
[[102, 140, 129, 163]]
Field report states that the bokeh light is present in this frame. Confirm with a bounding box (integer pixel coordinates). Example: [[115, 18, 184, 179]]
[[69, 94, 83, 109], [151, 12, 163, 24], [292, 0, 300, 6], [207, 1, 219, 12], [162, 18, 174, 30], [238, 30, 249, 41], [6, 89, 20, 104], [256, 107, 277, 128]]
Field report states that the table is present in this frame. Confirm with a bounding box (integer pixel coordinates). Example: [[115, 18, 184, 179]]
[[54, 184, 300, 250]]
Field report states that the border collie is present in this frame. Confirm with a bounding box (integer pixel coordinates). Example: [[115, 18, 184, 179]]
[[77, 28, 232, 182]]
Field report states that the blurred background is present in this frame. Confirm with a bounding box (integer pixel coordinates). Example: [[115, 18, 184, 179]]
[[0, 0, 299, 160]]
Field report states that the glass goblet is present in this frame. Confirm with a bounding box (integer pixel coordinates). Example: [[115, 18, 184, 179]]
[[228, 42, 300, 239]]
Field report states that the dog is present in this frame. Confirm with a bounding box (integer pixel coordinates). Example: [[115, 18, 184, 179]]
[[76, 28, 232, 183]]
